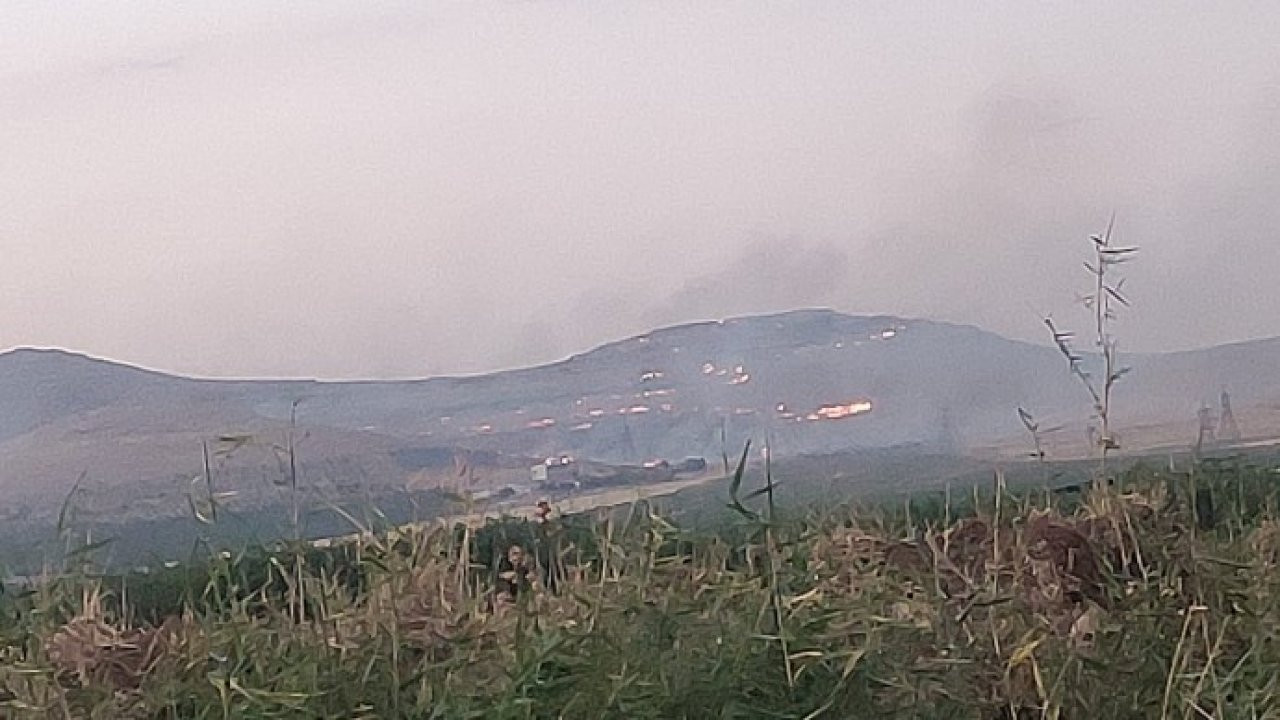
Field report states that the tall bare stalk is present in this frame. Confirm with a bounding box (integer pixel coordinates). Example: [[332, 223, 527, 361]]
[[1015, 407, 1061, 486], [1043, 216, 1137, 483], [287, 399, 302, 542]]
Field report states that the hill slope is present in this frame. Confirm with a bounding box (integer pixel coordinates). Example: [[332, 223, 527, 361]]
[[3, 310, 1279, 526]]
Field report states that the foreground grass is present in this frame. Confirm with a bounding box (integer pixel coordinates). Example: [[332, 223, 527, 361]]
[[3, 459, 1280, 719]]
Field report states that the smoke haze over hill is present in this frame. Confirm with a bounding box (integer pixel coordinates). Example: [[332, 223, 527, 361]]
[[4, 310, 1280, 521], [3, 2, 1280, 378]]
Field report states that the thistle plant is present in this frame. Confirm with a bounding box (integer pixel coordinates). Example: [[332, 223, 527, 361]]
[[1015, 406, 1064, 489], [1015, 407, 1054, 463], [1043, 216, 1138, 480]]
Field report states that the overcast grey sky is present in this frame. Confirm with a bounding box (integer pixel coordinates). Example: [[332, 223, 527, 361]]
[[3, 1, 1278, 379]]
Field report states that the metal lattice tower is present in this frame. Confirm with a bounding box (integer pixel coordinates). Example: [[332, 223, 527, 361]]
[[1218, 389, 1241, 443], [1195, 404, 1216, 456]]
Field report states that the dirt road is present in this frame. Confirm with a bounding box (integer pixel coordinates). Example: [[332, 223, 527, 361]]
[[313, 471, 719, 547]]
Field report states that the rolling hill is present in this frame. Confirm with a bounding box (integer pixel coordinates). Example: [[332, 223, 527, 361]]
[[3, 309, 1279, 542]]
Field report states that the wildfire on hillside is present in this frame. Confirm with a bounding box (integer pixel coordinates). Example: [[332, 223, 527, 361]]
[[816, 401, 873, 420]]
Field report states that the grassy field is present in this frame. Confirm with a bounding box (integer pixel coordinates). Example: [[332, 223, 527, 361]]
[[2, 449, 1280, 718]]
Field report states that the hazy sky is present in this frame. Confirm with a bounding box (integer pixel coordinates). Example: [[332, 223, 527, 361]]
[[3, 1, 1278, 379]]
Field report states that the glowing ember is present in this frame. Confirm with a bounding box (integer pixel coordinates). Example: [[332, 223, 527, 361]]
[[815, 401, 874, 420]]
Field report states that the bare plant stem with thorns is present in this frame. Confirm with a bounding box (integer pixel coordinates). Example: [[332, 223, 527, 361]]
[[1044, 215, 1137, 485]]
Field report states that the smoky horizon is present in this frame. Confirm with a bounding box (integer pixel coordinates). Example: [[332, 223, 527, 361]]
[[4, 2, 1278, 379]]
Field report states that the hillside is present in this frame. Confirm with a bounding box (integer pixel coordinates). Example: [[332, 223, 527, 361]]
[[3, 310, 1280, 535]]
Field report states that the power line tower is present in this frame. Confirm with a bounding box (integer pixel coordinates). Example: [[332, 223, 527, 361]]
[[1218, 389, 1241, 443], [1195, 403, 1216, 457]]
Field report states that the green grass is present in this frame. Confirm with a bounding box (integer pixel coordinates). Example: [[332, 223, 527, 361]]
[[3, 456, 1280, 718]]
